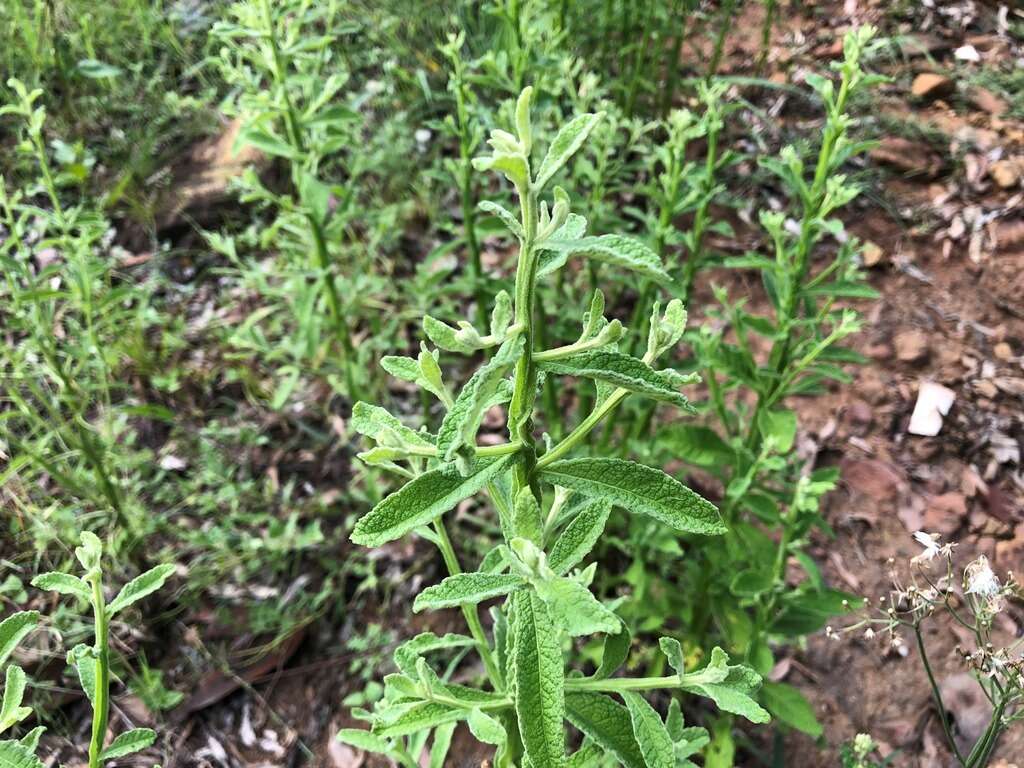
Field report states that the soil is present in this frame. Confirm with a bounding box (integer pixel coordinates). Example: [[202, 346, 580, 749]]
[[25, 0, 1024, 766]]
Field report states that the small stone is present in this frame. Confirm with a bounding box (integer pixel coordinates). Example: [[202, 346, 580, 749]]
[[912, 72, 954, 100], [990, 158, 1022, 189], [861, 240, 884, 267], [894, 329, 930, 363], [908, 380, 956, 437], [994, 341, 1013, 360]]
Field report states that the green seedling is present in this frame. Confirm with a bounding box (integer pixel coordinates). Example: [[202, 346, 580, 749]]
[[32, 533, 175, 767]]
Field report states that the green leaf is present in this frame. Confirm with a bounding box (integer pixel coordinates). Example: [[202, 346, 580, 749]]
[[540, 459, 725, 536], [537, 351, 691, 409], [565, 692, 646, 768], [374, 701, 464, 738], [393, 633, 475, 677], [436, 336, 522, 463], [29, 573, 90, 601], [351, 402, 435, 449], [107, 564, 175, 616], [659, 425, 733, 468], [74, 532, 102, 574], [760, 682, 822, 737], [76, 59, 121, 78], [681, 648, 770, 724], [538, 236, 671, 283], [594, 624, 630, 680], [413, 573, 525, 612], [98, 728, 156, 760], [0, 740, 44, 768], [467, 708, 507, 746], [0, 667, 32, 733], [537, 214, 589, 277], [67, 645, 96, 704], [511, 590, 565, 768], [512, 486, 544, 544], [336, 728, 392, 755], [0, 613, 38, 669], [567, 744, 603, 768], [622, 692, 675, 768], [756, 409, 797, 453], [548, 499, 610, 575], [351, 455, 515, 547], [534, 577, 619, 637], [238, 127, 299, 159], [535, 112, 603, 190], [478, 201, 524, 239], [429, 721, 457, 768], [423, 315, 477, 354], [19, 727, 44, 752]]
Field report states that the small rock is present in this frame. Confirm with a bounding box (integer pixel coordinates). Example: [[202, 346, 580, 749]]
[[894, 329, 930, 363], [912, 72, 954, 100], [993, 341, 1013, 360], [954, 44, 981, 63], [861, 240, 884, 267], [994, 377, 1024, 396], [989, 158, 1023, 189], [908, 380, 956, 436]]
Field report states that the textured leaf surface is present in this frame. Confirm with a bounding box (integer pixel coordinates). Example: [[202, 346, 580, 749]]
[[393, 633, 475, 677], [351, 455, 515, 546], [467, 709, 507, 746], [511, 591, 565, 768], [539, 236, 670, 283], [0, 740, 44, 768], [67, 645, 96, 704], [0, 613, 38, 669], [565, 692, 646, 768], [0, 667, 31, 732], [436, 337, 522, 462], [622, 692, 674, 768], [108, 564, 175, 616], [535, 113, 602, 189], [540, 459, 724, 536], [537, 351, 690, 408], [414, 573, 525, 612], [374, 701, 464, 738], [98, 728, 156, 759], [351, 402, 434, 449], [29, 573, 89, 601], [681, 648, 770, 724], [537, 214, 588, 277], [548, 499, 610, 575], [336, 728, 392, 754], [535, 578, 618, 637], [478, 201, 524, 239]]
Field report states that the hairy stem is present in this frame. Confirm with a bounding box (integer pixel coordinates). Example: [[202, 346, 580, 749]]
[[87, 576, 110, 768], [432, 518, 505, 691]]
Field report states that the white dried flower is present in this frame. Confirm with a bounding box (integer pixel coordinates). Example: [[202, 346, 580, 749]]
[[912, 531, 941, 562], [965, 556, 1000, 598]]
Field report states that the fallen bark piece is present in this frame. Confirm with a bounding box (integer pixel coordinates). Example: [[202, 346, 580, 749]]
[[912, 73, 954, 100], [908, 380, 956, 436]]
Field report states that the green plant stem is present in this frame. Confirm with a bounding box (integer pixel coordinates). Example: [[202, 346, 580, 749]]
[[746, 72, 853, 453], [431, 518, 505, 691], [308, 213, 360, 399], [87, 575, 110, 768], [451, 66, 486, 328], [914, 624, 966, 766], [756, 0, 778, 76], [259, 0, 303, 152], [661, 0, 690, 116], [508, 185, 541, 501], [706, 0, 738, 81]]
